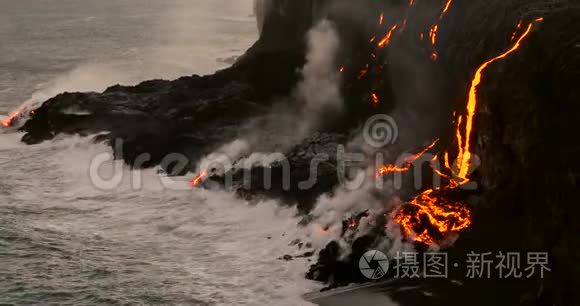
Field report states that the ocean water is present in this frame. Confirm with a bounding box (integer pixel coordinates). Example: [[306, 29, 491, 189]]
[[0, 1, 321, 304], [0, 0, 257, 113]]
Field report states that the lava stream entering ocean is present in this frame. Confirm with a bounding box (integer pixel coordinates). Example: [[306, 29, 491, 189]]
[[1, 105, 26, 128], [384, 18, 543, 245], [376, 139, 439, 177], [191, 171, 207, 187], [453, 19, 539, 180]]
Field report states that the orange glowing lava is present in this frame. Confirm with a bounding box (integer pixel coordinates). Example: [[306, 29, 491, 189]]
[[454, 20, 540, 180], [430, 52, 439, 61], [346, 9, 541, 245], [357, 64, 369, 79], [376, 139, 439, 177], [377, 165, 411, 177], [191, 171, 207, 187], [377, 24, 398, 48], [511, 20, 523, 41], [371, 92, 379, 105], [1, 105, 26, 128], [390, 18, 542, 245], [429, 24, 439, 45], [439, 0, 453, 19], [393, 189, 472, 245], [426, 0, 454, 60]]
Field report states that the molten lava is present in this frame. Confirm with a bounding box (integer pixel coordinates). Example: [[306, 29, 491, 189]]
[[454, 20, 539, 180], [377, 24, 398, 48], [1, 106, 26, 128], [387, 18, 542, 245], [191, 171, 207, 187], [429, 24, 439, 45], [376, 139, 439, 177], [371, 92, 379, 105], [439, 0, 453, 18], [511, 20, 523, 41], [341, 0, 418, 107], [357, 64, 369, 79], [334, 4, 541, 245], [393, 189, 471, 245], [427, 0, 454, 60]]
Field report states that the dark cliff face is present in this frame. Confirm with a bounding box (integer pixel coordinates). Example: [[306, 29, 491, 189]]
[[258, 0, 580, 304], [18, 0, 579, 305], [251, 0, 316, 52], [457, 8, 580, 306], [439, 3, 579, 305]]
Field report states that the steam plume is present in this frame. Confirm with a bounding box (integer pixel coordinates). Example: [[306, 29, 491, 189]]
[[295, 19, 343, 136]]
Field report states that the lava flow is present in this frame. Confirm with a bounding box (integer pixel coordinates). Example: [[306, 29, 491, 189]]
[[427, 0, 454, 60], [453, 19, 539, 180], [377, 24, 398, 48], [190, 171, 207, 187], [393, 189, 472, 245], [1, 105, 26, 128], [371, 92, 379, 105], [340, 0, 418, 106], [376, 139, 439, 177], [385, 18, 542, 245]]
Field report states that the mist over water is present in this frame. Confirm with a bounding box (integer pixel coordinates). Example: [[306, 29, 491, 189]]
[[0, 0, 257, 114], [0, 1, 320, 304]]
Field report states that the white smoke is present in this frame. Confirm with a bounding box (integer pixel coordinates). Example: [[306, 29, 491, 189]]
[[239, 19, 344, 149], [303, 145, 415, 255], [239, 152, 286, 168], [197, 139, 251, 175], [295, 20, 343, 136], [305, 178, 382, 250], [306, 175, 415, 256], [192, 19, 344, 167], [311, 179, 378, 228], [196, 137, 289, 180]]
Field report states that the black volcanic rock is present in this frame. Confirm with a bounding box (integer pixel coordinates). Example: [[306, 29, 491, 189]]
[[304, 2, 580, 306], [21, 72, 266, 171], [206, 133, 348, 213]]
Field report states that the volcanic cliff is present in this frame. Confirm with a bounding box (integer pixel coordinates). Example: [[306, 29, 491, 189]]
[[16, 0, 579, 305]]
